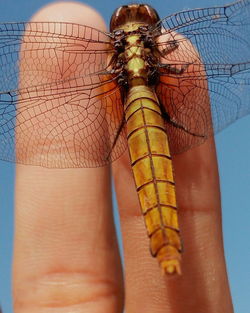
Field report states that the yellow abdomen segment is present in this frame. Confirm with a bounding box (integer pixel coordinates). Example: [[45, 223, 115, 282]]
[[125, 85, 182, 275]]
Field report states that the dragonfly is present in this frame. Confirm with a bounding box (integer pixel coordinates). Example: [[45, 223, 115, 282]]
[[0, 0, 249, 275]]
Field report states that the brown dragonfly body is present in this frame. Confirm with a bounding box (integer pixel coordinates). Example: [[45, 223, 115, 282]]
[[110, 5, 182, 274], [126, 86, 181, 274]]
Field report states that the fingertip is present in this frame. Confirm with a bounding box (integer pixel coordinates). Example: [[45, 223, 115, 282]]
[[30, 1, 107, 31]]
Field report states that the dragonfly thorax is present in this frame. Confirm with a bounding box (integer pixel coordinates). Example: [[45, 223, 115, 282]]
[[112, 28, 160, 89], [110, 4, 161, 89]]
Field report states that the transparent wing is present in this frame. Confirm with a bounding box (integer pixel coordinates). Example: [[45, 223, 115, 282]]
[[0, 22, 126, 168], [153, 0, 250, 154]]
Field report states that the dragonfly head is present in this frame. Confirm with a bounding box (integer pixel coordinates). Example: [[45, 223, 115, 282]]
[[110, 4, 160, 32]]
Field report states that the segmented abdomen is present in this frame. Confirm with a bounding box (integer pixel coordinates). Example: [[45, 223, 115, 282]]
[[125, 85, 182, 275]]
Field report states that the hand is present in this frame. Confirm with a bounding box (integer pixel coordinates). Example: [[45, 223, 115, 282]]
[[13, 2, 234, 313]]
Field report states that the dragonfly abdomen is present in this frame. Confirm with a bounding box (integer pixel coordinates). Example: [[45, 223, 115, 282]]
[[125, 85, 182, 275]]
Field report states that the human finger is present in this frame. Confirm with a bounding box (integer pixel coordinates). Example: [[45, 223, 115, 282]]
[[13, 2, 123, 313], [112, 22, 233, 313]]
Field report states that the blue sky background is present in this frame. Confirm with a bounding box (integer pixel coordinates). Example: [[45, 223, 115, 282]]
[[0, 0, 249, 312]]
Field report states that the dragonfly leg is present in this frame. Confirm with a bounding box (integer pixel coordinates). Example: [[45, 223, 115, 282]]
[[168, 118, 206, 138], [160, 104, 206, 138], [105, 116, 126, 161], [157, 39, 179, 56], [159, 62, 190, 75]]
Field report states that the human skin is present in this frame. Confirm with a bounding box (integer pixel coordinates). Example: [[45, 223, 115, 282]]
[[13, 2, 234, 313]]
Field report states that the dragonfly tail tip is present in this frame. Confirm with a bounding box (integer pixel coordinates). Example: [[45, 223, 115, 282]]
[[160, 259, 182, 276]]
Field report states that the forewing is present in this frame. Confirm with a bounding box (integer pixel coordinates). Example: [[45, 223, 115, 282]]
[[153, 0, 250, 154], [0, 22, 126, 167], [0, 22, 115, 89]]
